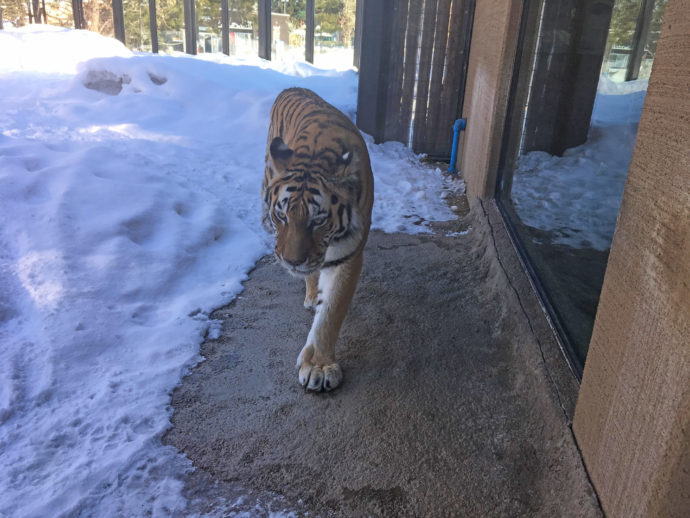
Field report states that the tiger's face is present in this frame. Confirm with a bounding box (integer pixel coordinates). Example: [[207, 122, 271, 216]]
[[265, 137, 360, 276]]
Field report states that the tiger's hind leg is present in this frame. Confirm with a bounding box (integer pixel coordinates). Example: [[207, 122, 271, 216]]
[[304, 271, 319, 310], [297, 251, 363, 391]]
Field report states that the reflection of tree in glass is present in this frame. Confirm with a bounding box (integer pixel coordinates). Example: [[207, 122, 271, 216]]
[[609, 0, 666, 53], [645, 0, 666, 55], [610, 0, 642, 48]]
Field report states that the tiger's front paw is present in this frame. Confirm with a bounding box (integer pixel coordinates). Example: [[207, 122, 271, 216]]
[[296, 344, 343, 392]]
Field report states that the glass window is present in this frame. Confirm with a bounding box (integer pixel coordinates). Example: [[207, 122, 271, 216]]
[[497, 0, 667, 374]]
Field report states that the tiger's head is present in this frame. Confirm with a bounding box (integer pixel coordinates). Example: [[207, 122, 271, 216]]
[[263, 137, 361, 276]]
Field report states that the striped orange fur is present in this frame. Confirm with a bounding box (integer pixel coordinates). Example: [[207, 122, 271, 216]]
[[261, 87, 374, 391]]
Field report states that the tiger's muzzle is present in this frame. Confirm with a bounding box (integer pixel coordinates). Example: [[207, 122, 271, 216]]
[[276, 252, 323, 277]]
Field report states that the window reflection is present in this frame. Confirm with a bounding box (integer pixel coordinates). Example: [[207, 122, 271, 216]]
[[498, 0, 666, 372]]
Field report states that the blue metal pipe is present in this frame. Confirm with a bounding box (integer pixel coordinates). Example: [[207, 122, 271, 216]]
[[447, 118, 467, 173]]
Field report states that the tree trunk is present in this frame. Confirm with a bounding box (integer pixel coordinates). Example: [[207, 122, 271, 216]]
[[32, 0, 41, 23], [25, 0, 33, 23]]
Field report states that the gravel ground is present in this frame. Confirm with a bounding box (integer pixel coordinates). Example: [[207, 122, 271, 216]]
[[164, 201, 601, 517]]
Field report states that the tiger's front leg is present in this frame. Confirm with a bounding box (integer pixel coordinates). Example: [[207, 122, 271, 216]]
[[303, 271, 319, 310], [296, 251, 363, 391]]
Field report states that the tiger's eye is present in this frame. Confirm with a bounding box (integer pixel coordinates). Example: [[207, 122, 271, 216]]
[[331, 194, 338, 204]]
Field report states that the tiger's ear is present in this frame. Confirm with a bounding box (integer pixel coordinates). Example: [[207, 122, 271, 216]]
[[337, 150, 353, 167], [331, 149, 361, 191], [334, 149, 358, 177], [269, 137, 293, 173]]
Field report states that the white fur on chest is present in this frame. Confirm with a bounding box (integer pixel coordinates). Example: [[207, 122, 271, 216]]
[[324, 231, 361, 264]]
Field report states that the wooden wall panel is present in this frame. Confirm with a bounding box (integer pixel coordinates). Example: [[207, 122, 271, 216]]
[[457, 0, 522, 200], [357, 0, 473, 157], [574, 1, 690, 515]]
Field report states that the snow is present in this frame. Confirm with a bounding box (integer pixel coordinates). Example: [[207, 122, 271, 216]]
[[271, 44, 356, 72], [0, 27, 456, 517], [509, 75, 647, 250]]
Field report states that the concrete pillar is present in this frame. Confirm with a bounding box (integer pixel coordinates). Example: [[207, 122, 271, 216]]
[[574, 1, 690, 515]]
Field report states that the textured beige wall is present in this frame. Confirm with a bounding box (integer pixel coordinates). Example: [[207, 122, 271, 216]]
[[573, 1, 690, 516], [457, 0, 522, 200]]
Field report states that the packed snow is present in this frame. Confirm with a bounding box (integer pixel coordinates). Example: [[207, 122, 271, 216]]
[[0, 26, 458, 517], [509, 75, 647, 250]]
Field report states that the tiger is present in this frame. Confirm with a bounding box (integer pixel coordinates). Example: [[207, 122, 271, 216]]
[[261, 87, 374, 392]]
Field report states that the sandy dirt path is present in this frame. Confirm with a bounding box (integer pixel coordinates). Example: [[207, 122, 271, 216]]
[[164, 203, 601, 517]]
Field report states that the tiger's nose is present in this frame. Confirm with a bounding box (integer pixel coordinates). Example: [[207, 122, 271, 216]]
[[284, 258, 305, 267]]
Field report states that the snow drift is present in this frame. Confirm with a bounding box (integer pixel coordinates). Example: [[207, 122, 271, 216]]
[[0, 26, 457, 517]]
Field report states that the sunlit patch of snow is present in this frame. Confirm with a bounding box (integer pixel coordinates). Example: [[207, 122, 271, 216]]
[[0, 26, 457, 517], [15, 250, 66, 310]]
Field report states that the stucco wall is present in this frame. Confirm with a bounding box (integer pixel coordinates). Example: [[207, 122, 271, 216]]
[[457, 0, 522, 200], [573, 0, 690, 516]]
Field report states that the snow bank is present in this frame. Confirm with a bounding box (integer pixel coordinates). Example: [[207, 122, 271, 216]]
[[510, 76, 647, 250], [0, 25, 131, 74], [591, 76, 647, 126], [369, 138, 459, 232], [0, 27, 455, 517]]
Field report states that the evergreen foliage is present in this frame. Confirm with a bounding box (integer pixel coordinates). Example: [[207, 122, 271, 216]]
[[1, 0, 355, 50]]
